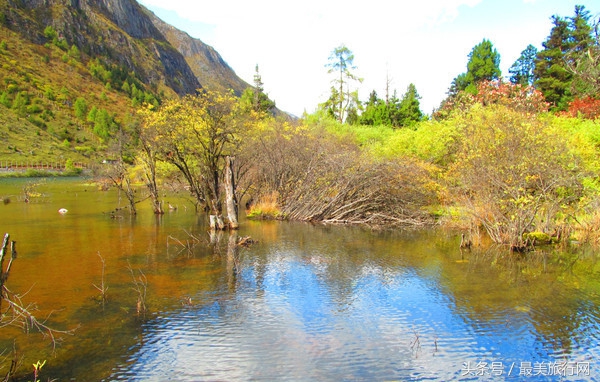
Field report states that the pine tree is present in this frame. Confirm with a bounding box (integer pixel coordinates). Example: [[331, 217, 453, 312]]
[[568, 5, 593, 54], [240, 65, 275, 114], [325, 45, 362, 123], [398, 84, 423, 127], [565, 5, 596, 98], [359, 90, 387, 125], [534, 15, 574, 110], [509, 44, 538, 86], [450, 39, 501, 95]]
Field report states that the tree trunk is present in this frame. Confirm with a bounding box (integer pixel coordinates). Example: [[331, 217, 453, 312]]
[[224, 156, 239, 229], [209, 214, 225, 230]]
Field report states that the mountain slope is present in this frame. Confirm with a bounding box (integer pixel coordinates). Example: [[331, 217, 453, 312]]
[[0, 0, 253, 97], [143, 8, 249, 96], [0, 0, 258, 165]]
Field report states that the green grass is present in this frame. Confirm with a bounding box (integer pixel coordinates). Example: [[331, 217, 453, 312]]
[[0, 26, 150, 166]]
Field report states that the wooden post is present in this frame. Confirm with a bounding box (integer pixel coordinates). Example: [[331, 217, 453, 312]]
[[224, 156, 239, 230]]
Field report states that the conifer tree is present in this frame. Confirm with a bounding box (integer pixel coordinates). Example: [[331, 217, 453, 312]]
[[451, 39, 501, 95], [533, 9, 591, 110], [325, 45, 362, 123], [398, 84, 423, 127], [534, 16, 571, 109], [240, 64, 275, 114], [509, 44, 538, 86]]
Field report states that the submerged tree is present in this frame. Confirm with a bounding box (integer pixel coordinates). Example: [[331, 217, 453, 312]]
[[101, 124, 138, 215], [141, 90, 249, 228], [135, 112, 164, 215]]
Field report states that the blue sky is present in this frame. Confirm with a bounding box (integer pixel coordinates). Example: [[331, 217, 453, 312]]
[[137, 0, 598, 117]]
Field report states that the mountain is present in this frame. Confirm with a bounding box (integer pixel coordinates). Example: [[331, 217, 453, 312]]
[[143, 8, 249, 96], [1, 0, 249, 96], [0, 0, 258, 166]]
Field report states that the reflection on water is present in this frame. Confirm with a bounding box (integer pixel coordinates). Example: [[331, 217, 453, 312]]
[[1, 178, 599, 381]]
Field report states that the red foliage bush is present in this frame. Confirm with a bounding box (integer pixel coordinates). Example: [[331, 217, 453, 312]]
[[434, 80, 549, 119], [562, 96, 600, 120], [474, 81, 549, 114]]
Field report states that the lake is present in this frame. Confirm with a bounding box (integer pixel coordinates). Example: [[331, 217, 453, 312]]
[[0, 177, 599, 381]]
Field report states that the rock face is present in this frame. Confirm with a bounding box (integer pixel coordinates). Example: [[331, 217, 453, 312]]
[[145, 9, 248, 96], [0, 0, 248, 96]]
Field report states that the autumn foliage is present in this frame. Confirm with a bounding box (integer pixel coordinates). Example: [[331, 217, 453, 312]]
[[562, 96, 600, 119], [434, 80, 549, 119]]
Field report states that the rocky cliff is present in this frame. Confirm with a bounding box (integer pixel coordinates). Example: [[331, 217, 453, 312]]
[[0, 0, 248, 96]]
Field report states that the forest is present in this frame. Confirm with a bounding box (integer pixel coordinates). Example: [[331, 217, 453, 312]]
[[103, 5, 598, 252], [1, 5, 599, 252]]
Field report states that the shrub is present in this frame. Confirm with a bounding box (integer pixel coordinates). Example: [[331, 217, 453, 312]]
[[43, 26, 58, 41], [28, 116, 46, 129], [449, 104, 583, 248], [73, 97, 88, 120], [26, 104, 43, 114], [0, 91, 11, 108]]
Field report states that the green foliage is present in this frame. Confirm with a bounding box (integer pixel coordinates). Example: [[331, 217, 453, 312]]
[[93, 108, 116, 140], [88, 58, 113, 84], [26, 104, 42, 114], [534, 6, 594, 111], [74, 97, 88, 120], [359, 90, 389, 126], [509, 44, 538, 86], [240, 65, 275, 115], [58, 86, 70, 103], [449, 105, 583, 246], [43, 26, 57, 41], [534, 15, 573, 110], [0, 40, 7, 51], [398, 84, 424, 127], [28, 115, 46, 129], [452, 39, 501, 95], [68, 44, 80, 60], [87, 106, 98, 123], [0, 91, 11, 108], [6, 83, 18, 94], [357, 84, 423, 128], [324, 45, 362, 123], [43, 86, 55, 101], [121, 80, 131, 95], [12, 91, 29, 116]]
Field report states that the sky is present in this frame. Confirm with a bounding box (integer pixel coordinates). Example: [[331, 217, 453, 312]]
[[136, 0, 598, 117]]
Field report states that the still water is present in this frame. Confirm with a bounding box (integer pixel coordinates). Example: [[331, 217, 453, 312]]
[[1, 178, 599, 381]]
